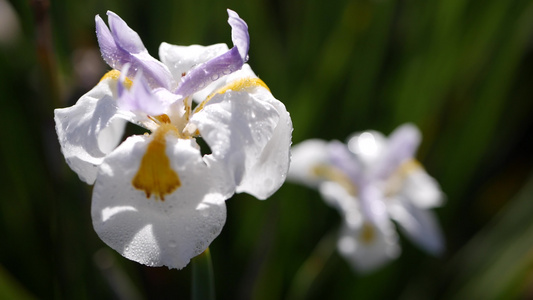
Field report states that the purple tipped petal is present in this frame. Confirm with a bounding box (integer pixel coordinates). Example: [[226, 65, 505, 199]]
[[107, 11, 145, 53], [95, 11, 173, 89], [174, 10, 250, 97], [227, 9, 249, 61]]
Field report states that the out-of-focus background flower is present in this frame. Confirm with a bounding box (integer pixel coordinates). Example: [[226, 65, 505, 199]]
[[1, 0, 532, 299]]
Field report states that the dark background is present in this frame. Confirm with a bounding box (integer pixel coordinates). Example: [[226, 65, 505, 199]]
[[1, 0, 533, 298]]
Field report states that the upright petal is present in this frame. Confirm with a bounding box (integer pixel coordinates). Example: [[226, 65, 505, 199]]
[[227, 9, 249, 61], [159, 43, 229, 83], [54, 76, 133, 184], [346, 130, 387, 168], [92, 135, 229, 269], [327, 141, 363, 186], [174, 10, 250, 98], [95, 11, 173, 89], [374, 123, 421, 180]]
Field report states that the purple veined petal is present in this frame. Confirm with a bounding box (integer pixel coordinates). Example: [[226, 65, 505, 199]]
[[374, 123, 421, 180], [95, 11, 173, 89], [174, 10, 250, 98]]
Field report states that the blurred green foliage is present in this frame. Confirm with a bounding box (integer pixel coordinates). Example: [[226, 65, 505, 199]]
[[1, 0, 532, 299]]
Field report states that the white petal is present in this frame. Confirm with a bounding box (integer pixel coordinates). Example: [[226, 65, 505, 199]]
[[319, 181, 358, 219], [346, 130, 387, 169], [401, 168, 444, 208], [159, 42, 229, 84], [337, 217, 400, 273], [54, 77, 133, 184], [190, 84, 288, 199], [91, 135, 229, 269], [388, 197, 444, 256], [287, 139, 330, 188], [234, 89, 292, 199]]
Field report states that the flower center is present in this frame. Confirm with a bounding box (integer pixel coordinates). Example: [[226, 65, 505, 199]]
[[132, 121, 181, 201]]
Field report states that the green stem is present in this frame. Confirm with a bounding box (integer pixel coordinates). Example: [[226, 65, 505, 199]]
[[192, 248, 215, 300], [286, 229, 337, 300]]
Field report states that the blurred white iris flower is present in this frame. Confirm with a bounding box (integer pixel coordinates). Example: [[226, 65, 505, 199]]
[[54, 9, 292, 269], [288, 124, 444, 272]]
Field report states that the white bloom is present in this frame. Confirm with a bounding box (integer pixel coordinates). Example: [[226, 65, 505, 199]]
[[288, 124, 443, 272], [54, 10, 292, 269]]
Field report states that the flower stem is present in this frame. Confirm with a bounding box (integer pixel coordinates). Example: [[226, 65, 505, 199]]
[[286, 229, 337, 300], [192, 248, 215, 300]]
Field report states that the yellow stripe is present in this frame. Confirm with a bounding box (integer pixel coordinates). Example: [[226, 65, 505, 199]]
[[132, 124, 181, 201], [311, 164, 357, 196], [194, 77, 270, 113]]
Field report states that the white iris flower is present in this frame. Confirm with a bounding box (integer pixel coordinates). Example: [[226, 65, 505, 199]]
[[54, 9, 292, 269], [288, 124, 443, 272]]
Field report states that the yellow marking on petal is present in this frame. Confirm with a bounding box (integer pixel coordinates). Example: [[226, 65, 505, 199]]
[[194, 77, 270, 113], [99, 70, 133, 88], [132, 123, 181, 201], [360, 222, 375, 244], [311, 164, 357, 196], [385, 159, 423, 197], [397, 159, 422, 176]]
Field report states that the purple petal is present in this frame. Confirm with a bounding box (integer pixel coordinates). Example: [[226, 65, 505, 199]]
[[107, 11, 145, 54], [327, 141, 362, 186], [174, 10, 250, 97], [227, 9, 249, 61], [95, 11, 173, 89], [174, 48, 242, 97], [374, 123, 421, 180], [95, 15, 120, 68], [117, 72, 168, 116]]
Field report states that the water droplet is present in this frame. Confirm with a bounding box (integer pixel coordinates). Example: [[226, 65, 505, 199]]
[[211, 74, 219, 81], [169, 240, 177, 248]]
